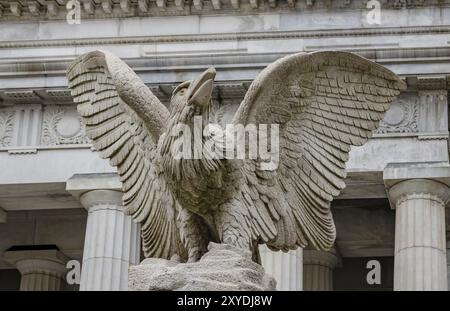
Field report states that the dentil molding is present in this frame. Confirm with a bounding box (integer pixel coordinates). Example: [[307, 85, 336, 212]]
[[0, 0, 439, 21]]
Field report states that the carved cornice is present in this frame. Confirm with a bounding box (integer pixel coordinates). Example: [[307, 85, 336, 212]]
[[2, 26, 450, 49], [0, 82, 249, 105], [0, 0, 443, 21], [406, 75, 450, 90], [0, 75, 447, 105], [1, 46, 450, 88]]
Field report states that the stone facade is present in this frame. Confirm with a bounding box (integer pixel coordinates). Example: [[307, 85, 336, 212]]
[[1, 1, 450, 291]]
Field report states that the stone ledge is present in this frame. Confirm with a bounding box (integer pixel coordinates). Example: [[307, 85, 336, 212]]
[[3, 248, 68, 275], [383, 163, 450, 208], [65, 173, 122, 200], [383, 163, 450, 188]]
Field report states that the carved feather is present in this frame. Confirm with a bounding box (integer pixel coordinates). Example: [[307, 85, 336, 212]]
[[233, 51, 406, 251], [67, 50, 186, 260]]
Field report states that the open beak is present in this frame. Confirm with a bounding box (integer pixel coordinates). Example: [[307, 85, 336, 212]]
[[188, 67, 216, 107]]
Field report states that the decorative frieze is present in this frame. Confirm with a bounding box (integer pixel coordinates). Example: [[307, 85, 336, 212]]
[[10, 104, 42, 152], [0, 108, 14, 148], [0, 0, 443, 20], [41, 105, 90, 145], [46, 1, 59, 16], [418, 90, 448, 133], [9, 2, 22, 17], [0, 80, 447, 152], [375, 94, 419, 134], [138, 0, 149, 12], [0, 104, 91, 152], [376, 89, 449, 136]]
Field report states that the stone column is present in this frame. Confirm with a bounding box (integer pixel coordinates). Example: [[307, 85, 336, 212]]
[[303, 249, 340, 291], [389, 179, 449, 291], [79, 190, 140, 291], [4, 249, 67, 291], [447, 240, 450, 291], [66, 173, 141, 291], [259, 245, 303, 291]]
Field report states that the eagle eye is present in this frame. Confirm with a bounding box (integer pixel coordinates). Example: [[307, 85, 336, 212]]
[[172, 81, 191, 97]]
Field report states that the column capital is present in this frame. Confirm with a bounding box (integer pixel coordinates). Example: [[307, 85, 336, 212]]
[[303, 248, 341, 268], [3, 248, 68, 277], [79, 190, 123, 211], [66, 173, 123, 210], [383, 163, 450, 208], [389, 179, 450, 208]]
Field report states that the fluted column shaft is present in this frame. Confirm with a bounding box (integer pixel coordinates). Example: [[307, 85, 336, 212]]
[[79, 189, 140, 291], [4, 249, 67, 291], [447, 245, 450, 290], [390, 179, 449, 291], [303, 249, 339, 291], [259, 245, 303, 291]]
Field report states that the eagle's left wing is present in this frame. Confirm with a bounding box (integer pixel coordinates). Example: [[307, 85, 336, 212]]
[[232, 51, 406, 251], [67, 51, 186, 260]]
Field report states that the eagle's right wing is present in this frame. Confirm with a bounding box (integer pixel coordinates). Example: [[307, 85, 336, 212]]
[[232, 51, 405, 252], [67, 50, 186, 260]]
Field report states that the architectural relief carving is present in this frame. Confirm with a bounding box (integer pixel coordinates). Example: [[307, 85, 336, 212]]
[[418, 90, 448, 133], [375, 95, 419, 134], [41, 105, 90, 145], [0, 0, 441, 20], [10, 104, 42, 152], [0, 109, 14, 148]]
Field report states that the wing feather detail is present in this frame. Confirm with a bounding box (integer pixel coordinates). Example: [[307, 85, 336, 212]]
[[233, 51, 406, 251], [67, 50, 186, 260]]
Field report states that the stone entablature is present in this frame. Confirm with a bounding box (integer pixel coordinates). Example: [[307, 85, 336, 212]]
[[0, 86, 447, 153], [0, 104, 89, 152], [0, 0, 443, 21], [1, 6, 449, 91], [0, 82, 247, 151]]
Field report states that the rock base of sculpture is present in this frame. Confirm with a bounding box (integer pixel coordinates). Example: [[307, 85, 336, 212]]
[[128, 242, 276, 291]]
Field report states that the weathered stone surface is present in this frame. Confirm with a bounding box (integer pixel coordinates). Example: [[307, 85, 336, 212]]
[[128, 243, 276, 291], [67, 50, 404, 266]]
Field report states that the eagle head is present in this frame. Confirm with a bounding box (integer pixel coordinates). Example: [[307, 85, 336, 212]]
[[159, 67, 223, 184], [170, 67, 216, 114]]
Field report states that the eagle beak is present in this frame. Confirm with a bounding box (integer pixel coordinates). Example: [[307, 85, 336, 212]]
[[188, 67, 216, 107]]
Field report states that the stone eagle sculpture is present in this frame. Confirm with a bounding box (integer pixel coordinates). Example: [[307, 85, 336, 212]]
[[67, 50, 405, 263]]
